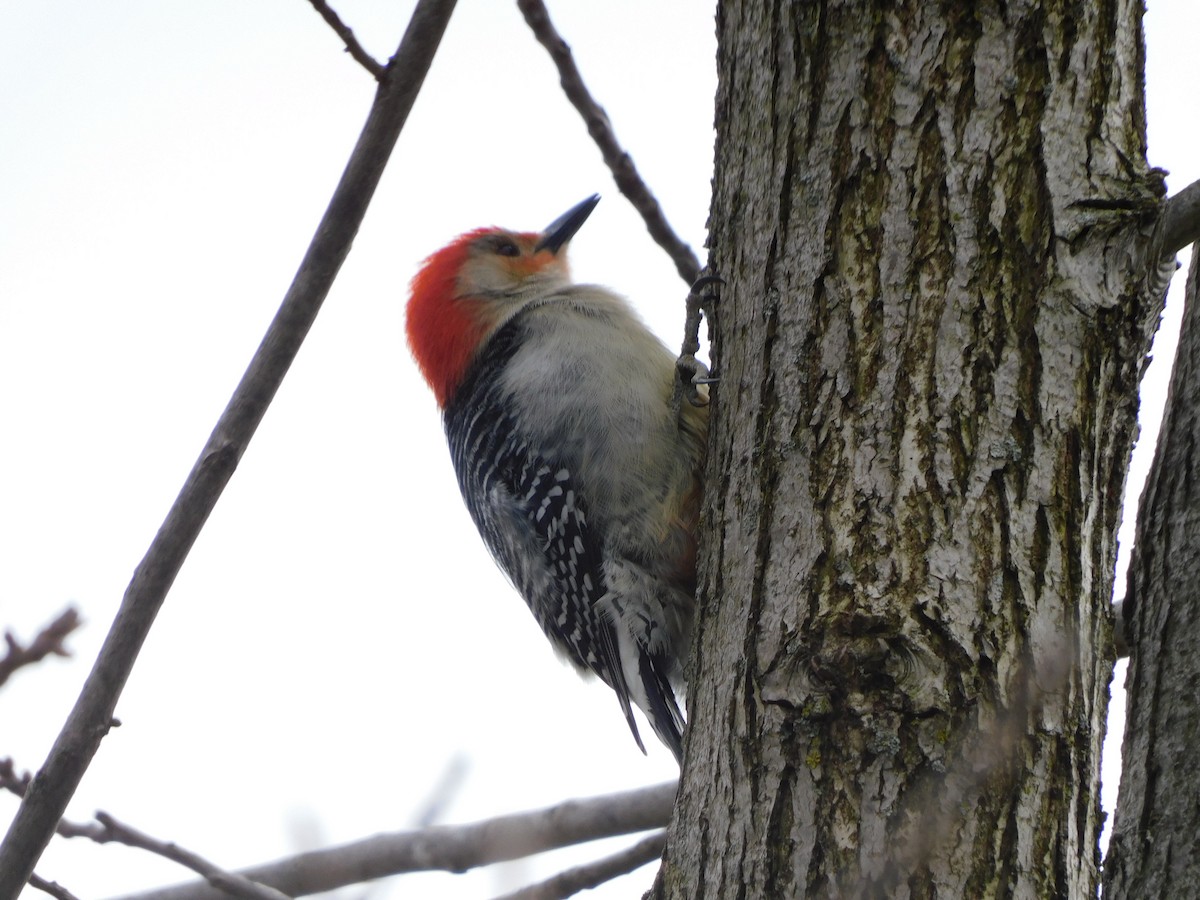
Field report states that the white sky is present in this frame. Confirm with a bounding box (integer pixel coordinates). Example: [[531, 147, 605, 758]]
[[0, 2, 1195, 897]]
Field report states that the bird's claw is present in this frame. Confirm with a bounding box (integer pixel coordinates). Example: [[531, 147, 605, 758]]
[[676, 355, 712, 407], [689, 274, 725, 294], [673, 273, 722, 411]]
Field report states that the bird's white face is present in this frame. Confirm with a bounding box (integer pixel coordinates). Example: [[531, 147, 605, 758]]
[[455, 230, 572, 300], [406, 198, 598, 409]]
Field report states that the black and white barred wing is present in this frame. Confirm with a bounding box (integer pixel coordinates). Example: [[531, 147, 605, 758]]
[[444, 397, 652, 752]]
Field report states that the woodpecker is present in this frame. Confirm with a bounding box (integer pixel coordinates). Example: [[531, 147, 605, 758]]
[[405, 196, 707, 762]]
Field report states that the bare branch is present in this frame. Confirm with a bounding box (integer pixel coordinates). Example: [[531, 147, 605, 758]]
[[5, 761, 280, 898], [516, 0, 702, 286], [1159, 177, 1200, 259], [5, 759, 282, 897], [0, 2, 460, 893], [28, 875, 82, 900], [409, 753, 468, 828], [2, 756, 108, 839], [109, 782, 677, 900], [0, 607, 81, 688], [305, 0, 385, 80], [491, 830, 666, 900], [91, 813, 291, 900], [0, 758, 31, 798]]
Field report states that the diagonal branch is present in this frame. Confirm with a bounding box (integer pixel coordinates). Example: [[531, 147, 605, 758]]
[[0, 2, 459, 895], [89, 813, 290, 900], [305, 0, 386, 80], [3, 759, 284, 899], [28, 875, 81, 900], [516, 0, 701, 286], [1158, 177, 1200, 260], [108, 782, 676, 900], [491, 830, 667, 900], [409, 753, 468, 828]]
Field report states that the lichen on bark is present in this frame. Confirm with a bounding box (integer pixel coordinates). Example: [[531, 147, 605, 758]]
[[655, 2, 1166, 897]]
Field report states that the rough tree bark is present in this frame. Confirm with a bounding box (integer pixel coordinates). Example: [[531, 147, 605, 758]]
[[1103, 253, 1200, 897], [656, 2, 1165, 897]]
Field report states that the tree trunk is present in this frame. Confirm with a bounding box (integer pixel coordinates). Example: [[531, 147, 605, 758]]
[[1103, 253, 1200, 897], [656, 2, 1165, 896]]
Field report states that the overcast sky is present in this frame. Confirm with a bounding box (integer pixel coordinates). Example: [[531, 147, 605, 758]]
[[1, 2, 1196, 897]]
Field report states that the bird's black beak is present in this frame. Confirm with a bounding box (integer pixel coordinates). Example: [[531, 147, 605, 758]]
[[535, 194, 600, 254]]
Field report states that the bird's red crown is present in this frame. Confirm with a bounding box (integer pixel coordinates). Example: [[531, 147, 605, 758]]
[[406, 196, 600, 408]]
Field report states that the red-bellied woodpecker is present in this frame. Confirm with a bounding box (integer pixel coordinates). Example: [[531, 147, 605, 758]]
[[405, 196, 707, 762]]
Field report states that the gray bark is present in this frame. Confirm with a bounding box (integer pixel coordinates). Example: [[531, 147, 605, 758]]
[[656, 2, 1165, 897], [1103, 253, 1200, 897]]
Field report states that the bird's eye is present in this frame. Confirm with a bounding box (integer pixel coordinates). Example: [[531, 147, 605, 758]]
[[494, 240, 520, 257]]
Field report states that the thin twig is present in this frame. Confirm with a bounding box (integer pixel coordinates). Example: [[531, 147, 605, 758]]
[[4, 761, 279, 899], [409, 753, 469, 828], [0, 2, 459, 895], [91, 813, 291, 900], [109, 782, 677, 900], [491, 830, 667, 900], [0, 607, 81, 688], [517, 0, 701, 286], [305, 0, 386, 80], [28, 875, 81, 900], [0, 758, 31, 797], [2, 756, 105, 838]]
